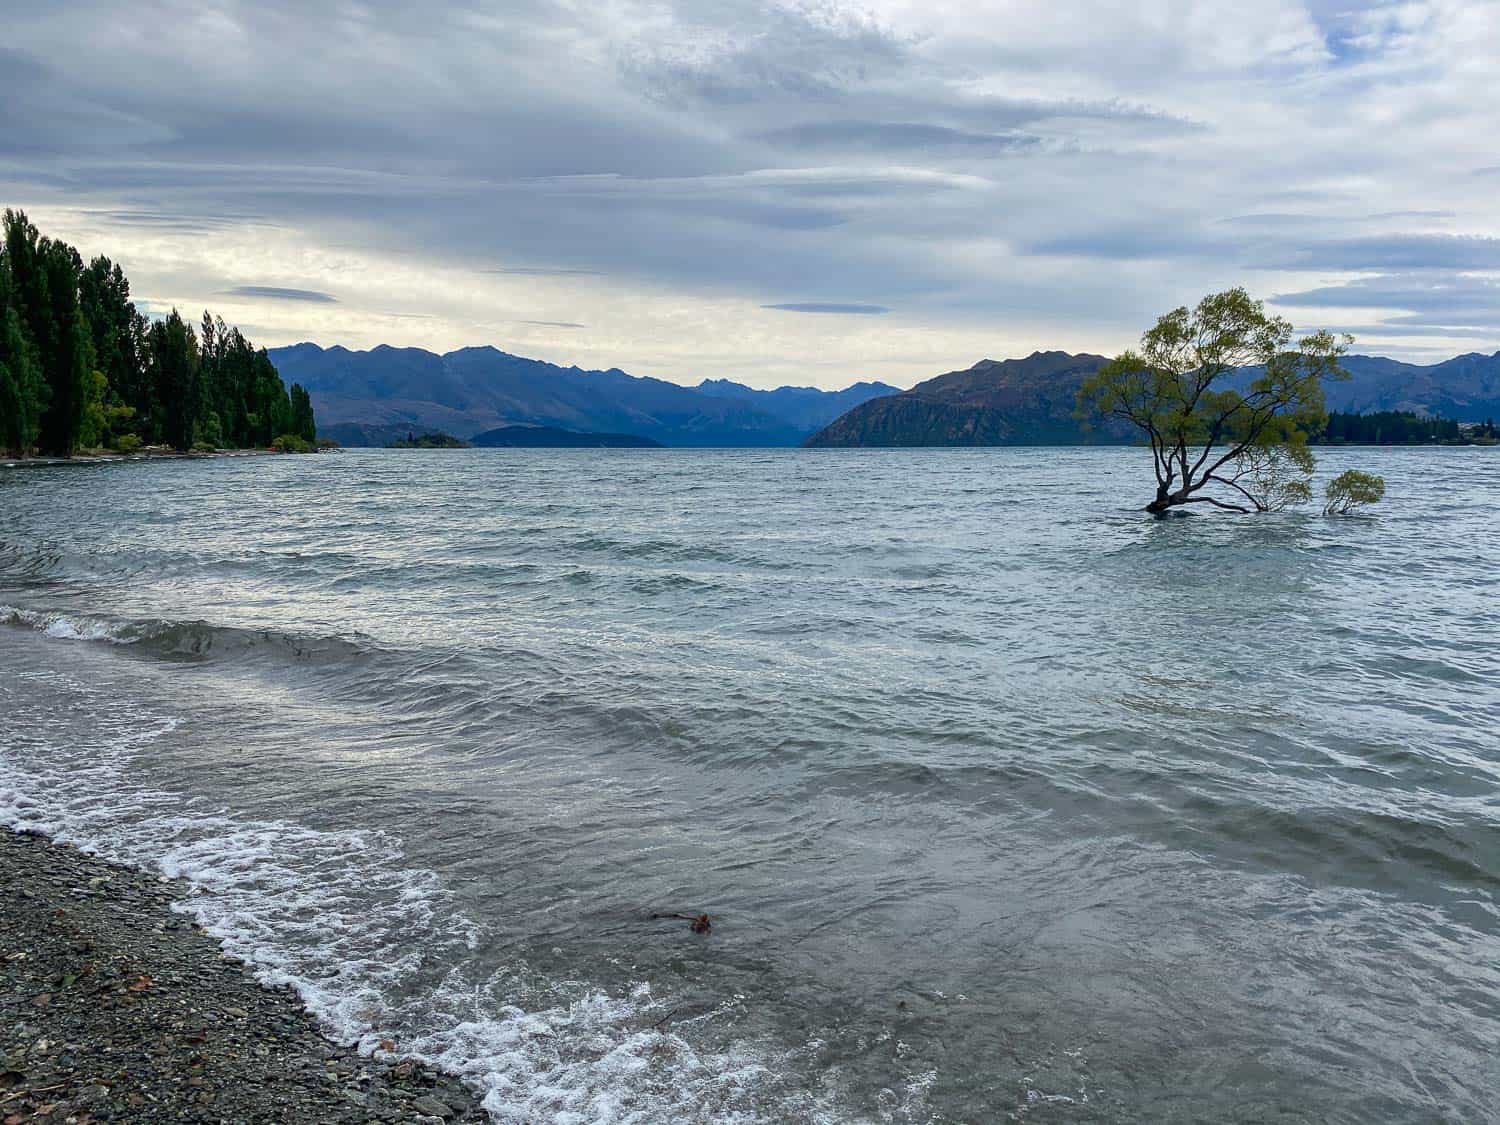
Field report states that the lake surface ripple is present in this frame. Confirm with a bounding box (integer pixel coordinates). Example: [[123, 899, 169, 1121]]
[[1, 447, 1496, 1123]]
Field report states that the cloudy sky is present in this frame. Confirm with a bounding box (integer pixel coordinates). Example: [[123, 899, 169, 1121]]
[[3, 0, 1498, 388]]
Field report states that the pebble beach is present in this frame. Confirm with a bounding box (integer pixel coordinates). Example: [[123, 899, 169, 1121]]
[[0, 828, 484, 1124]]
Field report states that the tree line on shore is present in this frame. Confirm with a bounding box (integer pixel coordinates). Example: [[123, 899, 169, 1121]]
[[0, 209, 316, 457], [1314, 411, 1495, 445]]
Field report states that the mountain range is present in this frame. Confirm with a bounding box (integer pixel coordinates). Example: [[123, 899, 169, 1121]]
[[268, 342, 1500, 449], [806, 350, 1500, 447], [267, 343, 898, 447]]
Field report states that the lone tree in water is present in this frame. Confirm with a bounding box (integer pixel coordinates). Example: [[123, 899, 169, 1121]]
[[1323, 469, 1385, 515], [1078, 288, 1350, 514]]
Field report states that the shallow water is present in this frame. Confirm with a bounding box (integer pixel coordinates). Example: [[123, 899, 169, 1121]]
[[1, 447, 1497, 1123]]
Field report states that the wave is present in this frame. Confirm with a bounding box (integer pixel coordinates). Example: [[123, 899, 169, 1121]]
[[0, 604, 377, 667], [0, 665, 855, 1124]]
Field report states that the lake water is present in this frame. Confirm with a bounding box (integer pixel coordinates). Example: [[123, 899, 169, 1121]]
[[1, 447, 1497, 1123]]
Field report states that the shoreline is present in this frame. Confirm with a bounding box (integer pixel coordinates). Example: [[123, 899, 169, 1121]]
[[0, 826, 484, 1123], [0, 449, 285, 470]]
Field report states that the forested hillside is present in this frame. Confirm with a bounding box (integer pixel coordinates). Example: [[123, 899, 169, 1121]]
[[0, 210, 315, 457]]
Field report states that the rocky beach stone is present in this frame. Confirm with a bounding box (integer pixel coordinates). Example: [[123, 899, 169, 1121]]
[[0, 827, 486, 1123]]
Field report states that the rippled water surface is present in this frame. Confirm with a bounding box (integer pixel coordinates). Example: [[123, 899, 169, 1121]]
[[1, 447, 1497, 1123]]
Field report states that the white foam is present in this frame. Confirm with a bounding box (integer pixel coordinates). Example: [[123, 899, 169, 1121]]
[[0, 665, 875, 1124], [1, 604, 136, 644]]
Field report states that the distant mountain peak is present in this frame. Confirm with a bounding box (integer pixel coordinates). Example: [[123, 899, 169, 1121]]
[[267, 342, 901, 447]]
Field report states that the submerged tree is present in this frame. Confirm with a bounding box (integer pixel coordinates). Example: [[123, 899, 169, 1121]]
[[1224, 441, 1315, 512], [1078, 288, 1350, 514], [1324, 470, 1385, 515]]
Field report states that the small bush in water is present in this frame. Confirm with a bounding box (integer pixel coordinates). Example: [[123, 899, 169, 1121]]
[[1324, 469, 1385, 515], [271, 433, 312, 454]]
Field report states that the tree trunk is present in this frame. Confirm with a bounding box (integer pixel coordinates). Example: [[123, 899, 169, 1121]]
[[1145, 480, 1175, 513]]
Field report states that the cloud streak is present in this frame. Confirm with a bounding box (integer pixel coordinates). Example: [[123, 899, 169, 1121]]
[[222, 285, 338, 303], [762, 303, 890, 314]]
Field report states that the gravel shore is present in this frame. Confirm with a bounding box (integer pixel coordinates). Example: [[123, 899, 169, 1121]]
[[0, 828, 485, 1124]]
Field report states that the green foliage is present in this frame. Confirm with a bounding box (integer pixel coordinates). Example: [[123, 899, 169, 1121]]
[[1077, 288, 1349, 513], [147, 310, 200, 449], [78, 368, 116, 449], [289, 383, 316, 442], [79, 256, 146, 429], [271, 433, 312, 453], [1226, 442, 1315, 511], [0, 210, 313, 457], [3, 211, 94, 456], [191, 440, 218, 453], [196, 410, 224, 449], [388, 431, 470, 448], [0, 304, 46, 455], [113, 432, 142, 454], [1324, 470, 1385, 516]]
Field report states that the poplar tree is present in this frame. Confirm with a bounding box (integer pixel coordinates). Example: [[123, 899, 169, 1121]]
[[289, 383, 316, 442], [148, 310, 200, 450], [0, 226, 46, 454], [0, 210, 313, 456]]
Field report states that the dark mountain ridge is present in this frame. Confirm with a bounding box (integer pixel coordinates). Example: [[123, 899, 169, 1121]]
[[806, 351, 1127, 447], [272, 340, 1500, 450], [695, 377, 901, 431], [807, 349, 1500, 447], [269, 343, 895, 447]]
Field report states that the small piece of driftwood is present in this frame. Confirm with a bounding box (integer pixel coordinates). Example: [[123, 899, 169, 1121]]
[[651, 911, 712, 934]]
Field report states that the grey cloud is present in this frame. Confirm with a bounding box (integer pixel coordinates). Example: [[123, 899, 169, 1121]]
[[621, 2, 910, 107], [1273, 274, 1500, 340], [3, 0, 1496, 371], [0, 47, 174, 154], [1367, 210, 1456, 221], [1320, 323, 1500, 340], [0, 46, 49, 82], [762, 303, 890, 315], [519, 320, 587, 328], [1217, 213, 1327, 227], [1028, 226, 1500, 277], [485, 268, 603, 277], [0, 0, 1215, 322], [1266, 235, 1500, 271], [1024, 225, 1235, 262], [1273, 273, 1500, 315], [223, 286, 338, 303], [752, 121, 1043, 154], [84, 209, 256, 235]]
